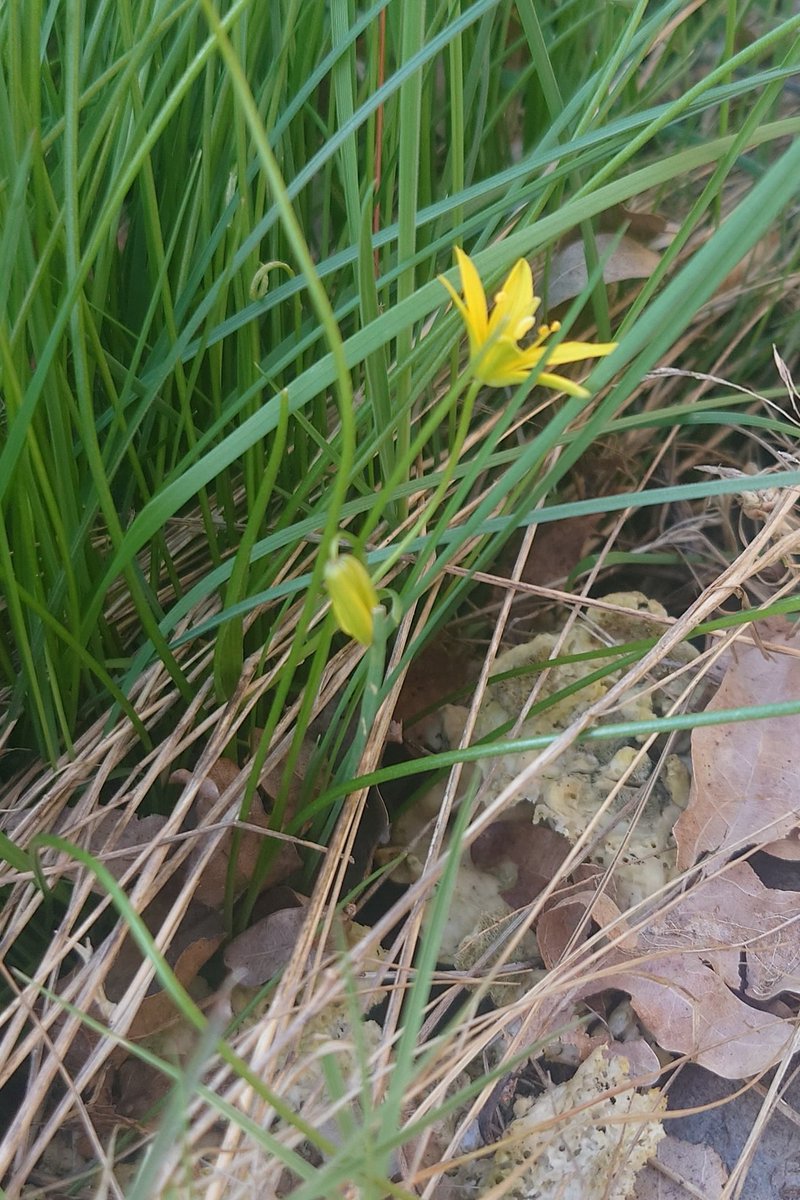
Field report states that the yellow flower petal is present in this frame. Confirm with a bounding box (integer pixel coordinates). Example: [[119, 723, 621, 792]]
[[488, 258, 539, 343], [324, 553, 378, 646], [543, 340, 618, 366], [454, 246, 488, 341], [474, 336, 537, 387], [439, 248, 617, 393], [438, 274, 470, 328], [537, 373, 590, 399]]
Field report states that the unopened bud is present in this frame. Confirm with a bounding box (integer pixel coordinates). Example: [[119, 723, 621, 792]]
[[324, 553, 378, 646]]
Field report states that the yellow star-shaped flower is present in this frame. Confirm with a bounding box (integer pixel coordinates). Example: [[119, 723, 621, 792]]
[[439, 247, 617, 396]]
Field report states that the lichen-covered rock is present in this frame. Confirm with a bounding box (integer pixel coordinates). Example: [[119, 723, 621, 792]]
[[454, 1047, 665, 1199], [466, 593, 693, 910]]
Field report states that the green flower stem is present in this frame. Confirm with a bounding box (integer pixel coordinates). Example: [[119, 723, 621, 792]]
[[377, 378, 480, 580], [199, 0, 357, 874], [394, 4, 426, 523]]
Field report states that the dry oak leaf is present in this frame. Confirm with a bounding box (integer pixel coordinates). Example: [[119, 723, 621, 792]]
[[633, 1135, 728, 1199], [76, 809, 169, 888], [225, 905, 382, 990], [573, 880, 797, 1078], [675, 623, 800, 870], [762, 828, 800, 860], [598, 947, 793, 1079], [104, 899, 223, 1040], [171, 759, 300, 906], [471, 819, 573, 909], [547, 233, 661, 308], [548, 1025, 661, 1083], [639, 860, 800, 1001], [224, 903, 308, 987], [536, 866, 609, 969]]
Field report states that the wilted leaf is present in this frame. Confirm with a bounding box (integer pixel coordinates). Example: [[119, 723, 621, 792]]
[[471, 820, 573, 908], [536, 867, 607, 969], [113, 1055, 173, 1121], [675, 624, 800, 869], [79, 810, 169, 887], [761, 831, 800, 861], [258, 730, 318, 818], [601, 949, 793, 1078], [562, 873, 797, 1077], [546, 1024, 661, 1081], [633, 1135, 728, 1198], [493, 516, 602, 597], [171, 760, 300, 906], [224, 904, 308, 986], [599, 204, 671, 241], [640, 861, 800, 1000], [104, 898, 224, 1039], [171, 757, 242, 817], [547, 233, 661, 308], [394, 634, 476, 729], [603, 1038, 661, 1083]]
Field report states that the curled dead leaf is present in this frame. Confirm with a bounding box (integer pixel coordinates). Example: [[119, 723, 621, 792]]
[[547, 233, 661, 308], [224, 904, 308, 987], [675, 623, 800, 870], [633, 1135, 728, 1199], [170, 761, 300, 906], [639, 860, 800, 1001], [599, 950, 793, 1079], [75, 809, 169, 889], [566, 873, 799, 1077], [104, 897, 223, 1040], [471, 819, 572, 909], [536, 867, 608, 969]]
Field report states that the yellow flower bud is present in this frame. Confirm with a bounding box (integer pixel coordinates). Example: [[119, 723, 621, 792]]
[[324, 553, 378, 646]]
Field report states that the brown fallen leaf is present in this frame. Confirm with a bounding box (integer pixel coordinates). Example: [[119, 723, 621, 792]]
[[633, 1135, 728, 1199], [171, 760, 300, 906], [546, 1024, 661, 1082], [471, 819, 573, 909], [224, 906, 382, 991], [393, 632, 477, 729], [639, 860, 800, 1001], [602, 1038, 662, 1084], [112, 1055, 173, 1122], [599, 947, 793, 1078], [536, 868, 608, 969], [77, 809, 169, 888], [492, 515, 602, 599], [561, 879, 796, 1077], [675, 623, 800, 870], [547, 233, 661, 308], [48, 893, 222, 1126], [224, 904, 308, 986], [258, 728, 319, 818], [538, 856, 800, 1077], [760, 828, 800, 861], [598, 203, 671, 242], [104, 894, 223, 1040]]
